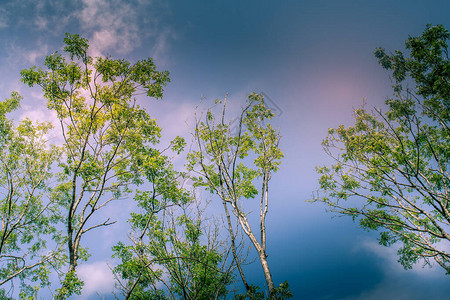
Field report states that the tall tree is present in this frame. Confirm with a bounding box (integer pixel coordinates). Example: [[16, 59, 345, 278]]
[[188, 93, 287, 298], [0, 92, 62, 298], [20, 33, 170, 298], [314, 25, 450, 273]]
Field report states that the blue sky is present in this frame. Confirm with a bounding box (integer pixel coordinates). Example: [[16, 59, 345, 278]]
[[1, 0, 450, 299]]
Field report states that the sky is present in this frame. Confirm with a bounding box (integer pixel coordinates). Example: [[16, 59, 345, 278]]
[[1, 0, 450, 299]]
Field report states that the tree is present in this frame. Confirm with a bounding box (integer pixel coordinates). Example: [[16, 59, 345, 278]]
[[0, 92, 62, 298], [314, 25, 450, 273], [188, 94, 289, 298], [113, 196, 234, 299], [20, 33, 170, 298]]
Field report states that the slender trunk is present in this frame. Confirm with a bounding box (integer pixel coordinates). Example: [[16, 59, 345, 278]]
[[125, 273, 141, 300], [222, 201, 250, 292], [259, 173, 275, 298], [258, 250, 275, 298], [0, 171, 14, 254], [236, 214, 275, 298], [57, 178, 79, 300]]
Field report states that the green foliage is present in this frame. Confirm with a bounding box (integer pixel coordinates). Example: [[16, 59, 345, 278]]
[[234, 284, 265, 300], [170, 136, 186, 155], [0, 289, 14, 300], [315, 25, 450, 273], [113, 203, 233, 299], [108, 101, 231, 298], [19, 32, 171, 298], [187, 93, 283, 199], [55, 270, 84, 300], [188, 93, 288, 297], [5, 32, 292, 299], [0, 94, 63, 297], [0, 92, 21, 115], [234, 281, 293, 300]]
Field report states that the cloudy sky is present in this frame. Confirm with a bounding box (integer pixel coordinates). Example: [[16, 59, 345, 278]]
[[1, 0, 450, 299]]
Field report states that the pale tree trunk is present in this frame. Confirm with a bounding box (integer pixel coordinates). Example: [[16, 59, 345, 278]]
[[219, 159, 276, 297], [223, 200, 251, 292], [259, 250, 275, 296], [233, 205, 275, 298]]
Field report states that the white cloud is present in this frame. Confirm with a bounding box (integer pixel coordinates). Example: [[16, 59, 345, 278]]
[[340, 238, 449, 300], [76, 0, 140, 57], [20, 105, 58, 125], [0, 8, 8, 29], [25, 47, 49, 65], [155, 101, 195, 139], [77, 261, 115, 299], [4, 41, 49, 67], [73, 0, 175, 64], [34, 15, 48, 30], [358, 238, 445, 276], [150, 28, 173, 65]]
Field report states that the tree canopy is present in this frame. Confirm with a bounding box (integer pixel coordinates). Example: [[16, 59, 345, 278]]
[[19, 33, 186, 299], [0, 92, 62, 298], [188, 94, 291, 299], [314, 24, 450, 273]]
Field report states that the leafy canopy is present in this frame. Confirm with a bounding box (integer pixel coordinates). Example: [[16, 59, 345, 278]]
[[20, 33, 171, 299], [315, 25, 450, 273]]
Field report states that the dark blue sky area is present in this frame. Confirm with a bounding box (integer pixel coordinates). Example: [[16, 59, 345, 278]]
[[1, 0, 450, 299]]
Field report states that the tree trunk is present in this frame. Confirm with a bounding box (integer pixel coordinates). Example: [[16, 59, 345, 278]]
[[238, 215, 275, 298], [223, 201, 250, 292], [258, 250, 275, 298]]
